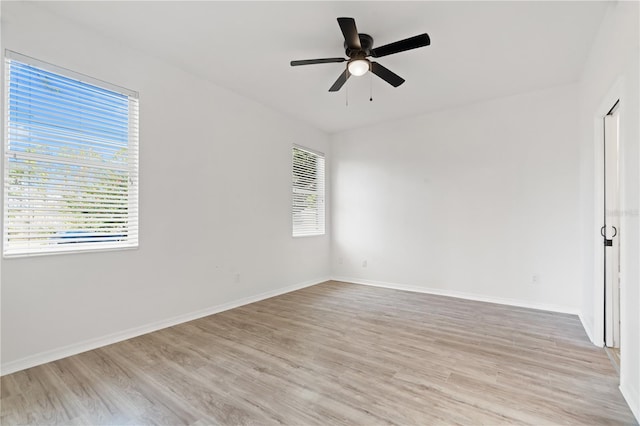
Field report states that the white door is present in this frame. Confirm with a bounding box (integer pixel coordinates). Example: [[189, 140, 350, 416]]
[[603, 104, 620, 348]]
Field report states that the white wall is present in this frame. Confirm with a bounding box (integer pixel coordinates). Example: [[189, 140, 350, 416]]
[[0, 2, 331, 372], [331, 84, 581, 313], [578, 1, 639, 419]]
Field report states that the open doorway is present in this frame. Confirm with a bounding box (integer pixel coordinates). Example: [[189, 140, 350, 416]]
[[603, 100, 621, 371]]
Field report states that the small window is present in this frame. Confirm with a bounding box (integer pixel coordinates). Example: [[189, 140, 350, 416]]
[[3, 51, 139, 257], [292, 145, 325, 237]]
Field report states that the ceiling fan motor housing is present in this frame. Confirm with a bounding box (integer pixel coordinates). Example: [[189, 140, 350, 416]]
[[345, 33, 374, 58]]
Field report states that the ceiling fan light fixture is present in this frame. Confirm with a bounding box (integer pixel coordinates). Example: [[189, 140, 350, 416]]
[[290, 17, 430, 92], [348, 59, 370, 76]]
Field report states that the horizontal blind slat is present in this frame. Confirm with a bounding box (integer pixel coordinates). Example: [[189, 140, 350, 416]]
[[9, 62, 132, 105], [9, 82, 130, 115], [8, 121, 134, 150], [8, 90, 130, 126]]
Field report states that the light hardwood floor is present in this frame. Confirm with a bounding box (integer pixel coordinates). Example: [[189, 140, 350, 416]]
[[1, 281, 636, 425]]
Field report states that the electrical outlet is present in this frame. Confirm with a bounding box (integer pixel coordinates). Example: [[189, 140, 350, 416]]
[[234, 273, 240, 283], [338, 257, 343, 265], [362, 260, 368, 268], [531, 274, 540, 284]]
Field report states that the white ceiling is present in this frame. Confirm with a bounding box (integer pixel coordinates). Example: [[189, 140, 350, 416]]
[[32, 1, 609, 134]]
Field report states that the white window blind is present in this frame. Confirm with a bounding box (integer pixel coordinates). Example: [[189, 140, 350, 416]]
[[3, 51, 139, 257], [292, 145, 325, 237]]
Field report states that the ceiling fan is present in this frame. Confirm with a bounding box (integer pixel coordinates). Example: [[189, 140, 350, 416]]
[[290, 17, 430, 92]]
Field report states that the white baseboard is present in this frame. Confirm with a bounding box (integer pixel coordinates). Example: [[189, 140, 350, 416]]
[[620, 382, 640, 423], [332, 276, 581, 315], [579, 313, 597, 344], [1, 276, 330, 376]]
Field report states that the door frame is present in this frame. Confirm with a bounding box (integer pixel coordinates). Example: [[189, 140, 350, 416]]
[[592, 77, 624, 348], [604, 102, 621, 347]]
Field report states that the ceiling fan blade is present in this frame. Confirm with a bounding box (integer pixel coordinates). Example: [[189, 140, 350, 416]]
[[337, 17, 361, 50], [290, 58, 347, 66], [370, 62, 405, 87], [370, 33, 430, 58], [329, 69, 351, 92]]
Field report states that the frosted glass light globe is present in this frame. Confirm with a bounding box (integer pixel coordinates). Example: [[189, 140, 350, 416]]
[[348, 59, 369, 76]]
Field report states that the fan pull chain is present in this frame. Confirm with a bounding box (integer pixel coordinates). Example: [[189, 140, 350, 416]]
[[345, 69, 349, 107], [369, 71, 373, 102]]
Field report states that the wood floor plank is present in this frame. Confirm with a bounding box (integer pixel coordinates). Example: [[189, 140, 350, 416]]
[[1, 281, 636, 425]]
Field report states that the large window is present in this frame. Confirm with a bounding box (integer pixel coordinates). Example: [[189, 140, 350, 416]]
[[292, 145, 325, 237], [3, 51, 139, 256]]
